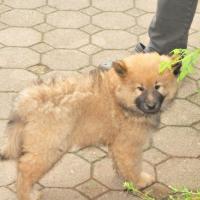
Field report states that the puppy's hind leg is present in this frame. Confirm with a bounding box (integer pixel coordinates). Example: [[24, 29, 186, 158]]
[[16, 149, 64, 200]]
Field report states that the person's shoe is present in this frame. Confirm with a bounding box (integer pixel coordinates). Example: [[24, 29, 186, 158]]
[[99, 43, 146, 70]]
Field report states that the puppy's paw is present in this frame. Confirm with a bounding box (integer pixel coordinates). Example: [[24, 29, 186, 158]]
[[136, 172, 155, 189]]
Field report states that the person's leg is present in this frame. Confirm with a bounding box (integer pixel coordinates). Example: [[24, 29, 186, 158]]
[[145, 0, 198, 54]]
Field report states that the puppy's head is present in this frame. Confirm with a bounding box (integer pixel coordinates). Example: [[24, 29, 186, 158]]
[[110, 53, 181, 115]]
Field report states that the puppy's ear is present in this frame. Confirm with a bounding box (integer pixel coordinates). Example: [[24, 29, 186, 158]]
[[112, 60, 127, 77], [172, 61, 182, 77]]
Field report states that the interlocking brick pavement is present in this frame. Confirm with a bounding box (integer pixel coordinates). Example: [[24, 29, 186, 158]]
[[0, 0, 199, 199]]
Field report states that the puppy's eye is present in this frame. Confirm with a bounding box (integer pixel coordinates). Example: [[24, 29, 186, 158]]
[[155, 85, 160, 90], [137, 86, 144, 91]]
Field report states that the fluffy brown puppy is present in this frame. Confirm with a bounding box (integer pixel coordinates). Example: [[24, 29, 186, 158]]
[[0, 53, 180, 200]]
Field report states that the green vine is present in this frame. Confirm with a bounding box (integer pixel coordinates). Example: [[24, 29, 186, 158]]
[[159, 48, 200, 81]]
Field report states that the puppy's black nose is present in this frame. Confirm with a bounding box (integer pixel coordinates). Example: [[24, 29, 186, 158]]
[[146, 102, 156, 110], [144, 102, 157, 110]]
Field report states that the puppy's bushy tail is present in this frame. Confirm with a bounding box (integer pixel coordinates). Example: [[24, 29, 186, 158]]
[[0, 114, 24, 160]]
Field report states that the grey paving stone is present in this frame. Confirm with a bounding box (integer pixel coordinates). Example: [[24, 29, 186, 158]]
[[44, 29, 89, 49], [176, 78, 197, 98], [191, 13, 200, 30], [157, 158, 200, 189], [41, 188, 87, 200], [0, 28, 41, 47], [188, 93, 200, 106], [0, 47, 40, 68], [81, 7, 101, 16], [137, 13, 154, 28], [135, 0, 157, 12], [154, 127, 200, 157], [0, 9, 44, 27], [144, 183, 171, 200], [143, 148, 168, 165], [92, 30, 137, 49], [34, 23, 54, 33], [47, 11, 90, 28], [161, 99, 200, 126], [127, 25, 147, 36], [93, 157, 124, 190], [0, 160, 16, 186], [93, 12, 135, 29], [37, 6, 56, 14], [0, 93, 16, 119], [0, 120, 8, 147], [79, 44, 101, 55], [0, 69, 36, 92], [96, 191, 140, 200], [48, 0, 90, 10], [42, 49, 89, 70], [31, 43, 53, 53], [4, 0, 46, 9], [188, 32, 200, 47], [92, 0, 133, 11], [40, 154, 90, 187], [27, 65, 50, 75], [125, 8, 145, 17], [77, 146, 106, 162], [92, 50, 130, 66], [76, 179, 108, 198], [0, 5, 11, 14], [0, 188, 17, 200], [81, 24, 102, 34]]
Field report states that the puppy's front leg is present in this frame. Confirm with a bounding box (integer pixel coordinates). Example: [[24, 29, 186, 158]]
[[109, 133, 154, 188]]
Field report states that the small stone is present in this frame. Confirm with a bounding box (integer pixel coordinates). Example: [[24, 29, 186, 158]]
[[31, 43, 53, 53], [77, 179, 108, 198], [27, 65, 50, 75], [79, 44, 101, 55], [126, 8, 145, 17], [143, 148, 168, 165], [81, 7, 101, 16], [77, 146, 106, 162], [34, 23, 54, 33], [81, 24, 102, 34], [127, 25, 147, 35], [37, 6, 56, 14]]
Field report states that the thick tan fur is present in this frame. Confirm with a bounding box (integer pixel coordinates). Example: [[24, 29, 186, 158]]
[[0, 53, 179, 200]]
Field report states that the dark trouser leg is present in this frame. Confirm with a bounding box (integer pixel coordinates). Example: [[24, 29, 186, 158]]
[[145, 0, 198, 54]]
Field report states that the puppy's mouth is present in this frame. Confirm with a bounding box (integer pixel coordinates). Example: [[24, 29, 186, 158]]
[[136, 102, 161, 114]]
